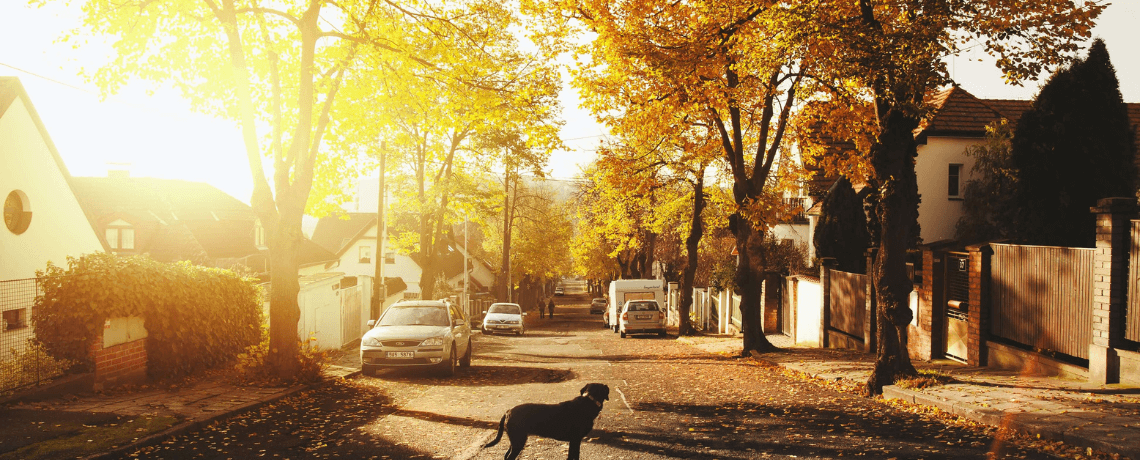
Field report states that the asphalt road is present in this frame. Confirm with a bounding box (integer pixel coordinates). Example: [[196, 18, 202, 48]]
[[121, 279, 1072, 459]]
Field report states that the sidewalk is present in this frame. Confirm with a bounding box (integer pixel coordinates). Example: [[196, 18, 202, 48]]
[[727, 334, 1140, 459], [1, 354, 362, 459]]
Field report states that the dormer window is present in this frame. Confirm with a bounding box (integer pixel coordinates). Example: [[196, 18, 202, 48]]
[[106, 219, 135, 250]]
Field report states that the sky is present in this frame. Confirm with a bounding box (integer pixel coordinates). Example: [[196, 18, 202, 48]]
[[2, 2, 1137, 205]]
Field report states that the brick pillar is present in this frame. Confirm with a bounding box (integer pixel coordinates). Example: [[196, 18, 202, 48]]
[[965, 243, 992, 367], [914, 241, 953, 361], [1089, 197, 1136, 384], [819, 258, 836, 348]]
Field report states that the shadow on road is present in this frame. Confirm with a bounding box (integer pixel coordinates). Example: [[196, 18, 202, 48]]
[[364, 365, 575, 386]]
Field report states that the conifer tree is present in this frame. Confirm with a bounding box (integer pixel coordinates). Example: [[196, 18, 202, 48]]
[[814, 177, 870, 273], [1012, 39, 1137, 247]]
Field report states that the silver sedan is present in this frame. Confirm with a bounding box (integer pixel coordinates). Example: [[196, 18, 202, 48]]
[[360, 300, 473, 377]]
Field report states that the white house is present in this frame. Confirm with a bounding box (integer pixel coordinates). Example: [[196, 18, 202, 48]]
[[776, 86, 1140, 255], [306, 213, 423, 299], [1, 77, 105, 344]]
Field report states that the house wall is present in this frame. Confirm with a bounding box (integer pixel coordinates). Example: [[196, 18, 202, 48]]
[[297, 275, 342, 350], [915, 136, 979, 243], [771, 222, 811, 258], [336, 226, 422, 297], [0, 97, 103, 281]]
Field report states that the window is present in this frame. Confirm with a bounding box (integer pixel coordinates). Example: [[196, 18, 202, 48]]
[[105, 219, 135, 250], [4, 190, 32, 234], [948, 164, 963, 199], [359, 246, 372, 263], [385, 252, 396, 264], [2, 308, 27, 330]]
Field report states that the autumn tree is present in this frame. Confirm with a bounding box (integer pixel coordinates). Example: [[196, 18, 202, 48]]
[[1012, 39, 1136, 248], [808, 0, 1104, 394], [528, 0, 824, 354]]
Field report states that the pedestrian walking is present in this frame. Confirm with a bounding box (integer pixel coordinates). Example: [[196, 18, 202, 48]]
[[547, 298, 555, 318], [538, 298, 546, 319]]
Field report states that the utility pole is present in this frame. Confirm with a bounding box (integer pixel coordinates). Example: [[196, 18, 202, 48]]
[[371, 141, 387, 320]]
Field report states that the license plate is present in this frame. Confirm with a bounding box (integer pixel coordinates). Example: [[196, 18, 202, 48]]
[[387, 351, 414, 358], [636, 314, 651, 320], [494, 325, 511, 329]]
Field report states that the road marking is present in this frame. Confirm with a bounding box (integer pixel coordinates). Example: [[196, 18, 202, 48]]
[[615, 384, 634, 413]]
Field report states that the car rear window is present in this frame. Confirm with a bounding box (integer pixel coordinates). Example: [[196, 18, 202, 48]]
[[489, 304, 521, 315], [377, 306, 450, 327], [628, 302, 659, 312]]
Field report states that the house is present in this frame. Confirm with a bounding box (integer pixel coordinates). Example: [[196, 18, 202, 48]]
[[438, 239, 496, 294], [1, 77, 105, 342], [70, 175, 336, 278], [779, 86, 1140, 257], [307, 213, 423, 298]]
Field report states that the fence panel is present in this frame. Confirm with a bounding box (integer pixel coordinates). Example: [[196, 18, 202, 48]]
[[828, 269, 867, 340], [1128, 221, 1140, 343], [340, 285, 363, 347], [991, 243, 1094, 360], [2, 277, 68, 394], [731, 294, 742, 330]]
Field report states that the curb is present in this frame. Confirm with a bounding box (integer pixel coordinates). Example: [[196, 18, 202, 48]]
[[82, 369, 361, 460]]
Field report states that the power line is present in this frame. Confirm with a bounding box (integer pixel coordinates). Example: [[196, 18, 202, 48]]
[[0, 61, 95, 95]]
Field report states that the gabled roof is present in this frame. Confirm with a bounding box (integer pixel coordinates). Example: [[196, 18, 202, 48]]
[[0, 77, 108, 251], [71, 177, 259, 260], [310, 213, 376, 254]]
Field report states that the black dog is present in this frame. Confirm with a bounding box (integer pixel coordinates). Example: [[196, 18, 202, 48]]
[[484, 383, 610, 460]]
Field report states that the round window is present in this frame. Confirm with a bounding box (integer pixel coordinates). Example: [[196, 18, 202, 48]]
[[4, 190, 31, 235]]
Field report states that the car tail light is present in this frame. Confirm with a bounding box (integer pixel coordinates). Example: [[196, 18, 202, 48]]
[[622, 312, 628, 321]]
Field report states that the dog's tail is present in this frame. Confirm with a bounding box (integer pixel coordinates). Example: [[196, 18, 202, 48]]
[[483, 414, 506, 448]]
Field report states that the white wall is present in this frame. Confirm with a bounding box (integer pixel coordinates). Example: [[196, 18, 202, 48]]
[[297, 274, 343, 350], [915, 137, 979, 243], [0, 97, 103, 281], [336, 225, 422, 297], [792, 276, 822, 347]]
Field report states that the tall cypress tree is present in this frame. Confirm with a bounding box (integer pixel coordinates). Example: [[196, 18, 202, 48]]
[[1012, 39, 1136, 247], [813, 176, 870, 273]]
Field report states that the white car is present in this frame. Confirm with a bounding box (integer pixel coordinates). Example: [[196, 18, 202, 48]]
[[619, 300, 667, 338], [360, 300, 473, 377], [482, 302, 526, 335]]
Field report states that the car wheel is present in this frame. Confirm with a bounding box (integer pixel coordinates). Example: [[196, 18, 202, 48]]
[[439, 346, 457, 377], [658, 329, 667, 337], [620, 330, 627, 338], [459, 340, 472, 367]]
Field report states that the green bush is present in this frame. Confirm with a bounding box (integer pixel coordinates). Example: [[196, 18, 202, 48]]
[[33, 253, 262, 380]]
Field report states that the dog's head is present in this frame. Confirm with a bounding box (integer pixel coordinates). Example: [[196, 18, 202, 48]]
[[580, 383, 610, 406]]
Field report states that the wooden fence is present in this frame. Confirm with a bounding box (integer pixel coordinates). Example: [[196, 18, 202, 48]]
[[828, 269, 867, 341], [990, 243, 1094, 360], [1127, 221, 1140, 343]]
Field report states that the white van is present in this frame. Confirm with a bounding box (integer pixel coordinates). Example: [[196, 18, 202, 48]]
[[605, 279, 666, 331]]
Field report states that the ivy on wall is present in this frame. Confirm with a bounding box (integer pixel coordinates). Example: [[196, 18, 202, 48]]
[[33, 253, 262, 379]]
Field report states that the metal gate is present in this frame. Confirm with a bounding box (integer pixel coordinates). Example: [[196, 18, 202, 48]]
[[944, 252, 970, 360]]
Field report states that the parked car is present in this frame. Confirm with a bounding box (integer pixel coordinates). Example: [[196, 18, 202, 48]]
[[618, 299, 667, 338], [482, 302, 526, 335], [589, 297, 607, 314], [360, 300, 473, 377], [554, 286, 565, 296]]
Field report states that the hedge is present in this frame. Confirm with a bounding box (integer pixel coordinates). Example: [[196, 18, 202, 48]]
[[33, 252, 262, 379]]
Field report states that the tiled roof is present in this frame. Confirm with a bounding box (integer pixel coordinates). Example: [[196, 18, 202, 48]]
[[916, 86, 1010, 139]]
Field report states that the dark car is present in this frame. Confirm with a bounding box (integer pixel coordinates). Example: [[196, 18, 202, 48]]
[[589, 297, 606, 314]]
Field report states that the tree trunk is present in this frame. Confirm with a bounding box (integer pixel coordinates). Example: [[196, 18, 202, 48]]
[[266, 213, 303, 378], [733, 214, 776, 354], [679, 174, 705, 336], [865, 107, 920, 395]]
